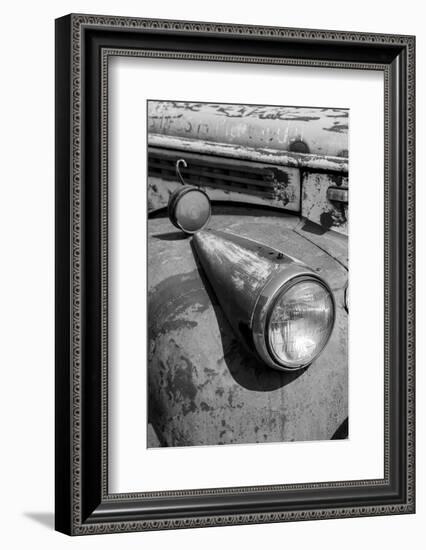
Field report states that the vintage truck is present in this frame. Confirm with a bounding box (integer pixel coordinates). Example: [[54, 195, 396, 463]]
[[147, 101, 348, 447]]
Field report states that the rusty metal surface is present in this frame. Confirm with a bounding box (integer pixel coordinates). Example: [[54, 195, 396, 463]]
[[149, 134, 348, 173], [148, 208, 348, 447], [147, 102, 350, 236], [301, 172, 349, 235], [147, 147, 301, 213], [148, 101, 349, 158], [148, 171, 300, 214]]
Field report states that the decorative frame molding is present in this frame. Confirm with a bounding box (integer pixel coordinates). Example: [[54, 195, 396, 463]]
[[55, 13, 415, 535]]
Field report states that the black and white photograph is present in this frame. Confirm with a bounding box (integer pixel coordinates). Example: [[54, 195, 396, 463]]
[[147, 100, 349, 448]]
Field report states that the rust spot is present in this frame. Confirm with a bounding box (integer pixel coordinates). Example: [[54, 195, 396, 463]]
[[216, 106, 248, 118], [163, 341, 198, 416], [160, 318, 199, 337], [324, 123, 348, 133], [204, 366, 218, 378], [319, 208, 347, 230], [328, 173, 345, 187], [266, 167, 288, 185], [149, 114, 183, 120], [266, 167, 291, 206], [149, 271, 211, 339], [227, 391, 234, 407], [289, 139, 310, 154], [170, 101, 203, 112], [326, 111, 349, 118], [258, 114, 320, 122], [210, 105, 322, 122]]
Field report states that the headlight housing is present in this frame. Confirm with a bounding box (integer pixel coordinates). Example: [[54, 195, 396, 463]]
[[193, 229, 336, 372]]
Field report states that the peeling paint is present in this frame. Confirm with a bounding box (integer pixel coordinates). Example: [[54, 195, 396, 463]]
[[231, 274, 245, 291], [324, 123, 349, 133], [195, 230, 273, 282], [148, 161, 300, 213], [147, 211, 348, 447], [163, 341, 199, 416], [301, 172, 348, 235], [148, 135, 348, 173], [148, 101, 348, 158], [148, 271, 212, 340]]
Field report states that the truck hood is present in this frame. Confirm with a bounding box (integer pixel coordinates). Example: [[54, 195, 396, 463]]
[[147, 207, 348, 446]]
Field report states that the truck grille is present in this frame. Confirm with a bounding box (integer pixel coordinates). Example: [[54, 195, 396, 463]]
[[147, 147, 300, 206]]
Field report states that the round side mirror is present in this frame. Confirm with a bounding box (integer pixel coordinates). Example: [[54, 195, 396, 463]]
[[168, 185, 211, 234], [168, 159, 211, 234]]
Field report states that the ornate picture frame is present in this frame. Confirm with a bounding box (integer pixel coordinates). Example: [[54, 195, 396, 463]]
[[55, 13, 415, 535]]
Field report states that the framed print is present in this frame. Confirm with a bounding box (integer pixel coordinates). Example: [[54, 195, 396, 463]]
[[55, 14, 415, 535]]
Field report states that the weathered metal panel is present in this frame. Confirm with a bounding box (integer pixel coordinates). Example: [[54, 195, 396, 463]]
[[148, 101, 349, 158], [294, 219, 349, 270], [301, 172, 349, 235], [148, 211, 348, 447], [149, 175, 298, 213], [148, 133, 348, 173], [147, 147, 301, 213]]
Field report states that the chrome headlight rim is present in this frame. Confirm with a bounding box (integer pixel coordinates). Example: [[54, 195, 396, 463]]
[[252, 269, 335, 372]]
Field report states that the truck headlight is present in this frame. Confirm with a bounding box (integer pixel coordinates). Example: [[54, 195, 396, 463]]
[[193, 229, 335, 372], [263, 277, 334, 369]]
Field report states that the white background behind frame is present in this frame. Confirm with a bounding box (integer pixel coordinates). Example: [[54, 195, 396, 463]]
[[108, 56, 384, 494]]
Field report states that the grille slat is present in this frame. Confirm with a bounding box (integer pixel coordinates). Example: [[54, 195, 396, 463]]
[[148, 147, 292, 198], [149, 163, 276, 194]]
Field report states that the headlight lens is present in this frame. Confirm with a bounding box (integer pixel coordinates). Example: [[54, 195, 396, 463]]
[[267, 278, 334, 369]]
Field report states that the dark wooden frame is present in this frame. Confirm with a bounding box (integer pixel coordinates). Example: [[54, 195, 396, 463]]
[[55, 13, 415, 535]]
